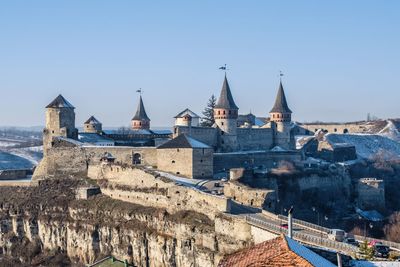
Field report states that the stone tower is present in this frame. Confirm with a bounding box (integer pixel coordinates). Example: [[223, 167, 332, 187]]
[[269, 81, 294, 149], [43, 94, 78, 153], [214, 75, 239, 151], [131, 95, 151, 130], [83, 116, 102, 133]]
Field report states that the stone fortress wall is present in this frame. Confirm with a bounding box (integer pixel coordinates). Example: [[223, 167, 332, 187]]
[[174, 126, 277, 152], [236, 127, 274, 151], [213, 150, 302, 173], [88, 164, 231, 219], [298, 121, 386, 135], [33, 139, 158, 180]]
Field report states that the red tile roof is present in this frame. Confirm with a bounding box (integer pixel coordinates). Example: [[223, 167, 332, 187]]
[[218, 235, 326, 267]]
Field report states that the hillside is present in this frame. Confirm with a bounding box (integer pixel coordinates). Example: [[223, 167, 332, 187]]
[[325, 133, 400, 160], [0, 129, 43, 170]]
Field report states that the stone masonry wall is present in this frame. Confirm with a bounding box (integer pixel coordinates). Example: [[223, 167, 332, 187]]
[[213, 151, 302, 173], [88, 164, 230, 219], [223, 181, 276, 211], [237, 128, 274, 151]]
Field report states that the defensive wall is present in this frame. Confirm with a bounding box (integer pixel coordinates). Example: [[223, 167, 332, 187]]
[[88, 164, 231, 219], [173, 126, 218, 148], [297, 121, 387, 135], [223, 181, 276, 211], [33, 138, 157, 180], [237, 128, 274, 151], [213, 150, 302, 173]]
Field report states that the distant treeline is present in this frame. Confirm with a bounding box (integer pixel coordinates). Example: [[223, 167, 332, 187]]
[[0, 128, 42, 140]]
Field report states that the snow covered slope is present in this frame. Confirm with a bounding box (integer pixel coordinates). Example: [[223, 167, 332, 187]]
[[325, 133, 400, 160]]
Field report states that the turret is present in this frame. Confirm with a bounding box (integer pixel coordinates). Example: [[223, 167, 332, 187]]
[[214, 75, 239, 151], [131, 95, 150, 130], [83, 116, 102, 133], [43, 94, 78, 153], [269, 81, 294, 149]]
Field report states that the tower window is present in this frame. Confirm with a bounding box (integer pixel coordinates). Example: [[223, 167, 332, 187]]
[[221, 122, 224, 126], [223, 111, 226, 115]]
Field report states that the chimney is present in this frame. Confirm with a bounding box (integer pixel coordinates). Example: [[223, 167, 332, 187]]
[[288, 206, 293, 238]]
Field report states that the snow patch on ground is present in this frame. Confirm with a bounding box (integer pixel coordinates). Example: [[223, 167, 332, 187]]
[[378, 120, 400, 142]]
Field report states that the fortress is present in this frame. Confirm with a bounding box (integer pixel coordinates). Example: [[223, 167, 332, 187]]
[[34, 75, 301, 181]]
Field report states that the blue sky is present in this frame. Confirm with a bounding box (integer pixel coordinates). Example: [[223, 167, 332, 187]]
[[0, 1, 399, 127]]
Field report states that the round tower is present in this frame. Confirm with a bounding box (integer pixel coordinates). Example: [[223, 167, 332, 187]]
[[83, 116, 102, 133], [269, 81, 294, 149], [131, 95, 151, 130], [43, 94, 78, 153], [214, 75, 239, 151]]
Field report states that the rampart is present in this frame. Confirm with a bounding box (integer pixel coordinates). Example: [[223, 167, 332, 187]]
[[298, 120, 387, 135], [213, 150, 302, 173], [223, 181, 276, 211], [237, 128, 274, 151], [174, 126, 218, 148], [88, 164, 231, 219], [33, 140, 157, 180]]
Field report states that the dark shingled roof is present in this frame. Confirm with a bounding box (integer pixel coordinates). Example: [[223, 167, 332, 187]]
[[174, 108, 200, 119], [215, 75, 239, 110], [132, 96, 150, 121], [270, 81, 292, 113], [157, 134, 210, 149], [46, 94, 75, 109], [84, 116, 101, 125]]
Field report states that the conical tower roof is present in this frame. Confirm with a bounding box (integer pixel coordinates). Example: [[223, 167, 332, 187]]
[[132, 96, 150, 121], [46, 94, 75, 109], [215, 75, 239, 110], [84, 116, 101, 125], [270, 81, 292, 113]]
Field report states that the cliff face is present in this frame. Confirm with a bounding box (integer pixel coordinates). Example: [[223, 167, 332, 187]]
[[0, 179, 250, 266]]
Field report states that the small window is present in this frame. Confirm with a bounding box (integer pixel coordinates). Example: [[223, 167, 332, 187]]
[[221, 122, 224, 126], [176, 172, 180, 175], [172, 160, 175, 164]]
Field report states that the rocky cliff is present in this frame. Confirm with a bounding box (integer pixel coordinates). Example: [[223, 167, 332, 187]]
[[0, 179, 251, 266]]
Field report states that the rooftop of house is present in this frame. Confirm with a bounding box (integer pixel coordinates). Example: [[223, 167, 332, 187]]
[[218, 235, 335, 267], [157, 134, 211, 149], [174, 108, 200, 118], [78, 133, 114, 144]]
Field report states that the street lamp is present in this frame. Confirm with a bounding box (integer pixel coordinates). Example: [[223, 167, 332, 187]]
[[312, 207, 322, 244], [364, 222, 373, 239]]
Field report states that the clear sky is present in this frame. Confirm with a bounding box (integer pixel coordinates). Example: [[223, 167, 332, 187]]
[[0, 1, 399, 127]]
